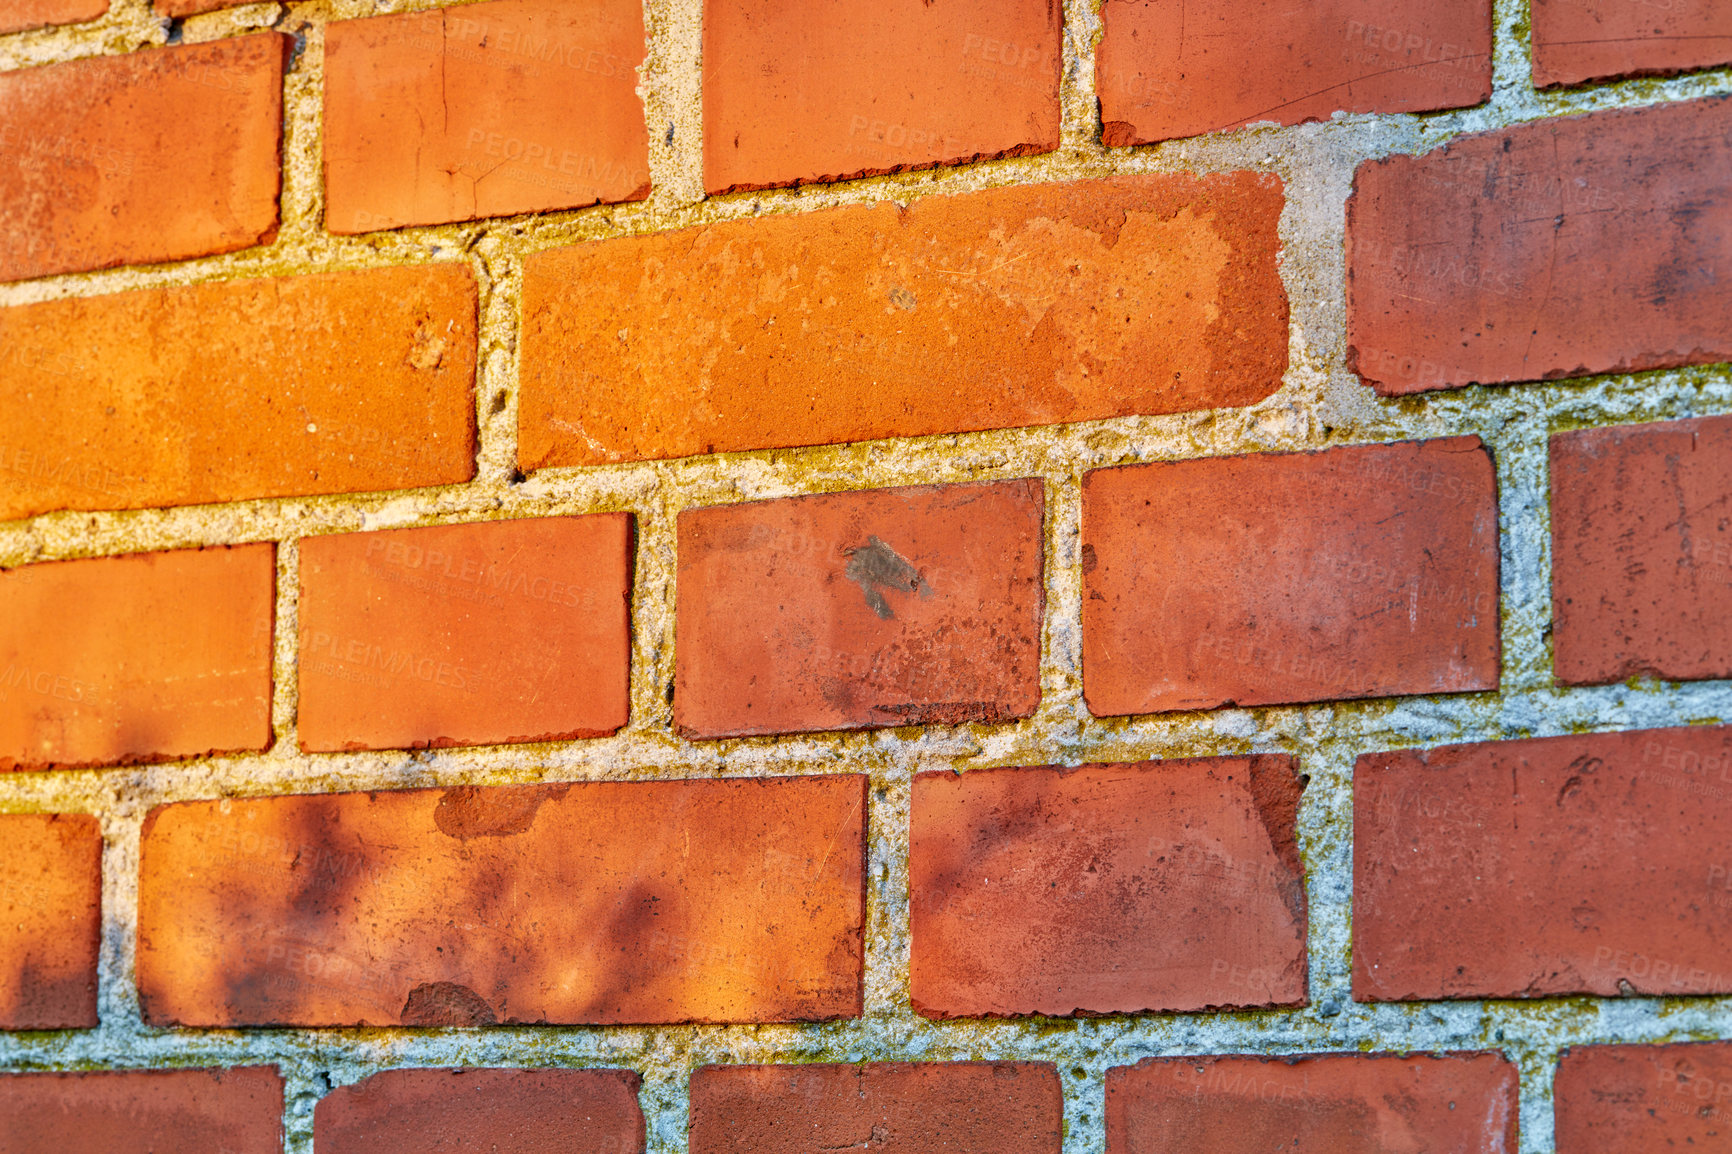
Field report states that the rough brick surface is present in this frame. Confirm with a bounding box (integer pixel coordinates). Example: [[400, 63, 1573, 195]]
[[1082, 438, 1499, 717], [1355, 726, 1732, 1001], [136, 775, 866, 1026], [1349, 97, 1732, 395], [316, 1068, 645, 1154], [1107, 1052, 1519, 1152], [0, 546, 274, 771], [0, 0, 106, 34], [911, 757, 1307, 1017], [0, 1068, 283, 1153], [0, 35, 285, 283], [689, 1063, 1063, 1154], [1555, 1043, 1732, 1152], [0, 814, 100, 1030], [520, 173, 1288, 469], [1533, 0, 1732, 87], [1097, 0, 1491, 147], [0, 264, 476, 521], [1551, 414, 1732, 685], [675, 481, 1043, 739], [298, 515, 633, 752], [324, 0, 648, 233], [703, 0, 1061, 193]]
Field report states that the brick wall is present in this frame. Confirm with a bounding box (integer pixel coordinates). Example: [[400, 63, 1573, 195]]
[[1, 0, 1730, 1150]]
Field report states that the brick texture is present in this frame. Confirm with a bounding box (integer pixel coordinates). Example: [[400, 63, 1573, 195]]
[[1555, 1043, 1732, 1152], [297, 515, 633, 752], [324, 0, 649, 233], [0, 1068, 283, 1154], [1551, 414, 1732, 685], [0, 264, 476, 521], [1082, 438, 1499, 717], [0, 546, 273, 771], [1349, 97, 1732, 395], [315, 1068, 645, 1154], [675, 481, 1043, 739], [0, 814, 100, 1030], [0, 35, 285, 283], [0, 0, 106, 34], [689, 1063, 1063, 1154], [1533, 0, 1732, 87], [1355, 726, 1732, 1001], [520, 173, 1288, 469], [136, 775, 865, 1026], [1098, 0, 1491, 147], [1107, 1053, 1519, 1152], [911, 757, 1307, 1017]]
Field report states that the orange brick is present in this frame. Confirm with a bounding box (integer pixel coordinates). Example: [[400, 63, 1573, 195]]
[[0, 1068, 283, 1153], [137, 775, 866, 1026], [0, 264, 477, 522], [0, 0, 107, 34], [1534, 0, 1732, 87], [1556, 1043, 1732, 1152], [0, 546, 274, 771], [0, 814, 101, 1029], [521, 174, 1287, 469], [297, 515, 634, 752], [0, 36, 286, 283], [324, 0, 649, 233]]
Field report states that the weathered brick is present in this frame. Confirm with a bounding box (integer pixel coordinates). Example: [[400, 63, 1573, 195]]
[[1107, 1053, 1518, 1151], [1551, 414, 1732, 685], [324, 0, 649, 233], [1098, 0, 1490, 147], [689, 1063, 1062, 1154], [1355, 726, 1732, 1001], [0, 546, 273, 771], [1348, 97, 1732, 395], [1555, 1043, 1732, 1152], [0, 1068, 283, 1153], [136, 775, 865, 1026], [520, 174, 1287, 469], [1533, 0, 1732, 87], [911, 757, 1306, 1017], [0, 0, 106, 34], [675, 481, 1042, 739], [0, 36, 286, 282], [298, 515, 633, 752], [316, 1068, 645, 1154], [0, 814, 100, 1029], [1082, 438, 1499, 717], [0, 264, 477, 522], [703, 0, 1060, 193]]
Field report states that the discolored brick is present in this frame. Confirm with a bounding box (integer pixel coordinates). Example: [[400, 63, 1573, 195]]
[[136, 775, 866, 1026], [520, 173, 1288, 469], [1355, 726, 1732, 1001], [0, 814, 100, 1029], [1082, 438, 1500, 717], [0, 1067, 283, 1153], [0, 546, 274, 772], [1533, 0, 1732, 87], [1555, 1042, 1732, 1152], [0, 0, 106, 34], [297, 515, 633, 752], [675, 481, 1043, 739]]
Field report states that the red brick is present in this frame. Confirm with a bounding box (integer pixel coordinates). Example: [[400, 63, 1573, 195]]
[[1555, 1043, 1732, 1152], [0, 1068, 283, 1153], [0, 0, 106, 34], [520, 174, 1288, 469], [1082, 438, 1499, 717], [1551, 415, 1732, 685], [0, 36, 285, 283], [703, 0, 1060, 194], [1534, 0, 1732, 87], [316, 1068, 644, 1154], [0, 814, 100, 1029], [1348, 98, 1732, 395], [324, 0, 649, 233], [297, 515, 633, 752], [1097, 0, 1490, 147], [1354, 726, 1732, 1001], [0, 546, 273, 771], [912, 757, 1308, 1017], [136, 774, 865, 1026], [675, 481, 1042, 739], [689, 1063, 1062, 1154], [0, 264, 477, 522], [1107, 1053, 1518, 1151]]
